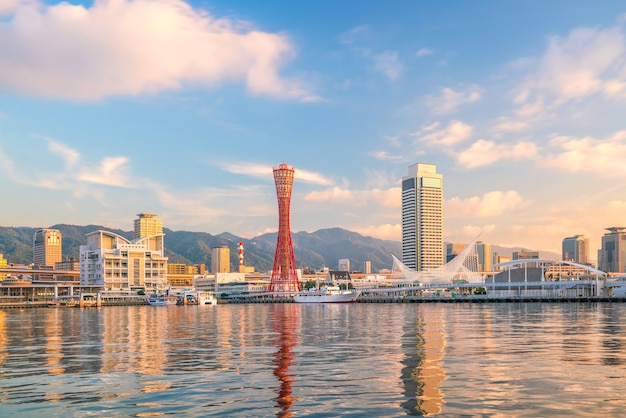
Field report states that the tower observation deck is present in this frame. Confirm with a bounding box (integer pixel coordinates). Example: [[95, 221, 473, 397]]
[[270, 163, 300, 293]]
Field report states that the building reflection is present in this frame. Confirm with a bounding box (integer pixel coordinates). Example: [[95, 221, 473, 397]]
[[402, 306, 446, 415], [271, 304, 299, 417]]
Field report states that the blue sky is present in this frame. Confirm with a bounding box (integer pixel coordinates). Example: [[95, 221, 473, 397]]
[[1, 0, 626, 262]]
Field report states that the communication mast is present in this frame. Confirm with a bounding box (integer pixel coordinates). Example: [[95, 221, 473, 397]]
[[270, 163, 300, 293]]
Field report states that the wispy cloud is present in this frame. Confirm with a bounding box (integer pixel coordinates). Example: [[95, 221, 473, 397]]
[[339, 24, 370, 45], [41, 136, 80, 167], [304, 186, 399, 207], [426, 84, 482, 114], [373, 50, 403, 81], [416, 47, 433, 57], [78, 156, 134, 188], [220, 161, 333, 185], [0, 0, 319, 102]]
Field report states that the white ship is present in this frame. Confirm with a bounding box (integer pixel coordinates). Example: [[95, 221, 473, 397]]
[[293, 285, 360, 303]]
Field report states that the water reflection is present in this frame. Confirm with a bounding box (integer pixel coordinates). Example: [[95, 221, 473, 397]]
[[270, 304, 300, 417], [401, 305, 445, 416]]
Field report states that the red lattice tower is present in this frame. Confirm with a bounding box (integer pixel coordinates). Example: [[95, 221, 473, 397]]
[[270, 163, 300, 293]]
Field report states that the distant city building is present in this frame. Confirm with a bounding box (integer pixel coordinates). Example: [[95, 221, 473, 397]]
[[363, 260, 371, 275], [402, 163, 444, 271], [476, 242, 492, 272], [338, 258, 350, 272], [79, 214, 168, 291], [562, 235, 589, 264], [494, 254, 511, 271], [446, 243, 465, 263], [512, 250, 539, 260], [0, 253, 6, 281], [598, 227, 626, 273], [212, 246, 231, 273], [33, 228, 62, 268], [134, 213, 163, 239]]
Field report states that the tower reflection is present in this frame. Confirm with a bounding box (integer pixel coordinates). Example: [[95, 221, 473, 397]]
[[271, 304, 300, 417]]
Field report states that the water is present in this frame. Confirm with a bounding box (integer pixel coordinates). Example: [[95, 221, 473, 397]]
[[0, 303, 625, 417]]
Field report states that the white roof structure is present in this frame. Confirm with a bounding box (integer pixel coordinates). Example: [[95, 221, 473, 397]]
[[392, 239, 483, 285]]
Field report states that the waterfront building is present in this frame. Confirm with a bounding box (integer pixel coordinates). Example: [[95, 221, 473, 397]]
[[562, 235, 589, 264], [402, 163, 444, 271], [79, 214, 168, 291], [33, 229, 62, 268], [338, 258, 350, 272], [212, 246, 231, 273], [598, 227, 626, 273], [512, 250, 539, 260]]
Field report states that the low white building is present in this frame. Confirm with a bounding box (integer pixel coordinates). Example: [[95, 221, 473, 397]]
[[79, 230, 168, 292]]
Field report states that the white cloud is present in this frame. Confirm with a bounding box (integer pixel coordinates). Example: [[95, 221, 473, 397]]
[[544, 130, 626, 177], [0, 0, 318, 102], [513, 23, 626, 112], [42, 136, 80, 167], [426, 84, 482, 114], [414, 120, 473, 147], [339, 25, 369, 45], [369, 150, 405, 161], [416, 48, 433, 57], [491, 117, 528, 133], [374, 50, 403, 81], [447, 191, 530, 218], [455, 139, 538, 169]]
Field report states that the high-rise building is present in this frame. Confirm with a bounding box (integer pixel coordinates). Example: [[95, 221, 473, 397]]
[[363, 260, 371, 274], [446, 243, 465, 263], [598, 227, 626, 273], [402, 163, 444, 271], [33, 229, 62, 267], [476, 241, 492, 272], [211, 246, 231, 273], [562, 235, 589, 264], [338, 258, 350, 272], [134, 213, 163, 239], [270, 163, 300, 292], [0, 253, 6, 281]]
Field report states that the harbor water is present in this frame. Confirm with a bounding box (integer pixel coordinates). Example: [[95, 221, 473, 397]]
[[1, 302, 625, 416]]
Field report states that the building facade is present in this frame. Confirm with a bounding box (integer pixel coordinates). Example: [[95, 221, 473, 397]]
[[212, 246, 231, 273], [338, 258, 350, 272], [476, 241, 492, 272], [402, 163, 444, 271], [598, 227, 626, 273], [33, 229, 62, 268], [79, 214, 168, 291], [562, 235, 589, 264]]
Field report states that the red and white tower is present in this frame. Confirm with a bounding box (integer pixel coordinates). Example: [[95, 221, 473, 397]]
[[270, 163, 300, 293]]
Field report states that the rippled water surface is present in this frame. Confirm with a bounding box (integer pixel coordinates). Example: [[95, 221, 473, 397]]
[[0, 303, 625, 416]]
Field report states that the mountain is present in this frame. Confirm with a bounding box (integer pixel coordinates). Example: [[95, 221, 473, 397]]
[[0, 225, 402, 273]]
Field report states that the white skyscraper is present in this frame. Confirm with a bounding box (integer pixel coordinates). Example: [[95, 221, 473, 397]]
[[402, 163, 444, 271]]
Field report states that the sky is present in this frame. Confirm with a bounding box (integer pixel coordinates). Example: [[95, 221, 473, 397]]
[[1, 0, 626, 263]]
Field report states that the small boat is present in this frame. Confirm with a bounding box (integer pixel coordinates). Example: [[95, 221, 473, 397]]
[[197, 291, 218, 305], [293, 285, 360, 303], [148, 293, 178, 306]]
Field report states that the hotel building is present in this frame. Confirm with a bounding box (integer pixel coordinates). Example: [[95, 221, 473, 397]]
[[598, 227, 626, 273], [79, 214, 168, 291], [402, 163, 444, 271]]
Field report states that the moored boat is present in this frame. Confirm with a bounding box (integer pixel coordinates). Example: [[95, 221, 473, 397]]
[[148, 293, 178, 306], [197, 291, 218, 305], [293, 285, 360, 303]]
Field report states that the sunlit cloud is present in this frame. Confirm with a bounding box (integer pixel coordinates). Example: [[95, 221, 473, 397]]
[[414, 120, 473, 147], [491, 117, 528, 133], [77, 156, 134, 187], [426, 84, 482, 114], [455, 139, 538, 169], [0, 0, 319, 102], [219, 161, 333, 185], [353, 223, 401, 241], [544, 130, 626, 176], [447, 190, 531, 218], [369, 150, 405, 161]]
